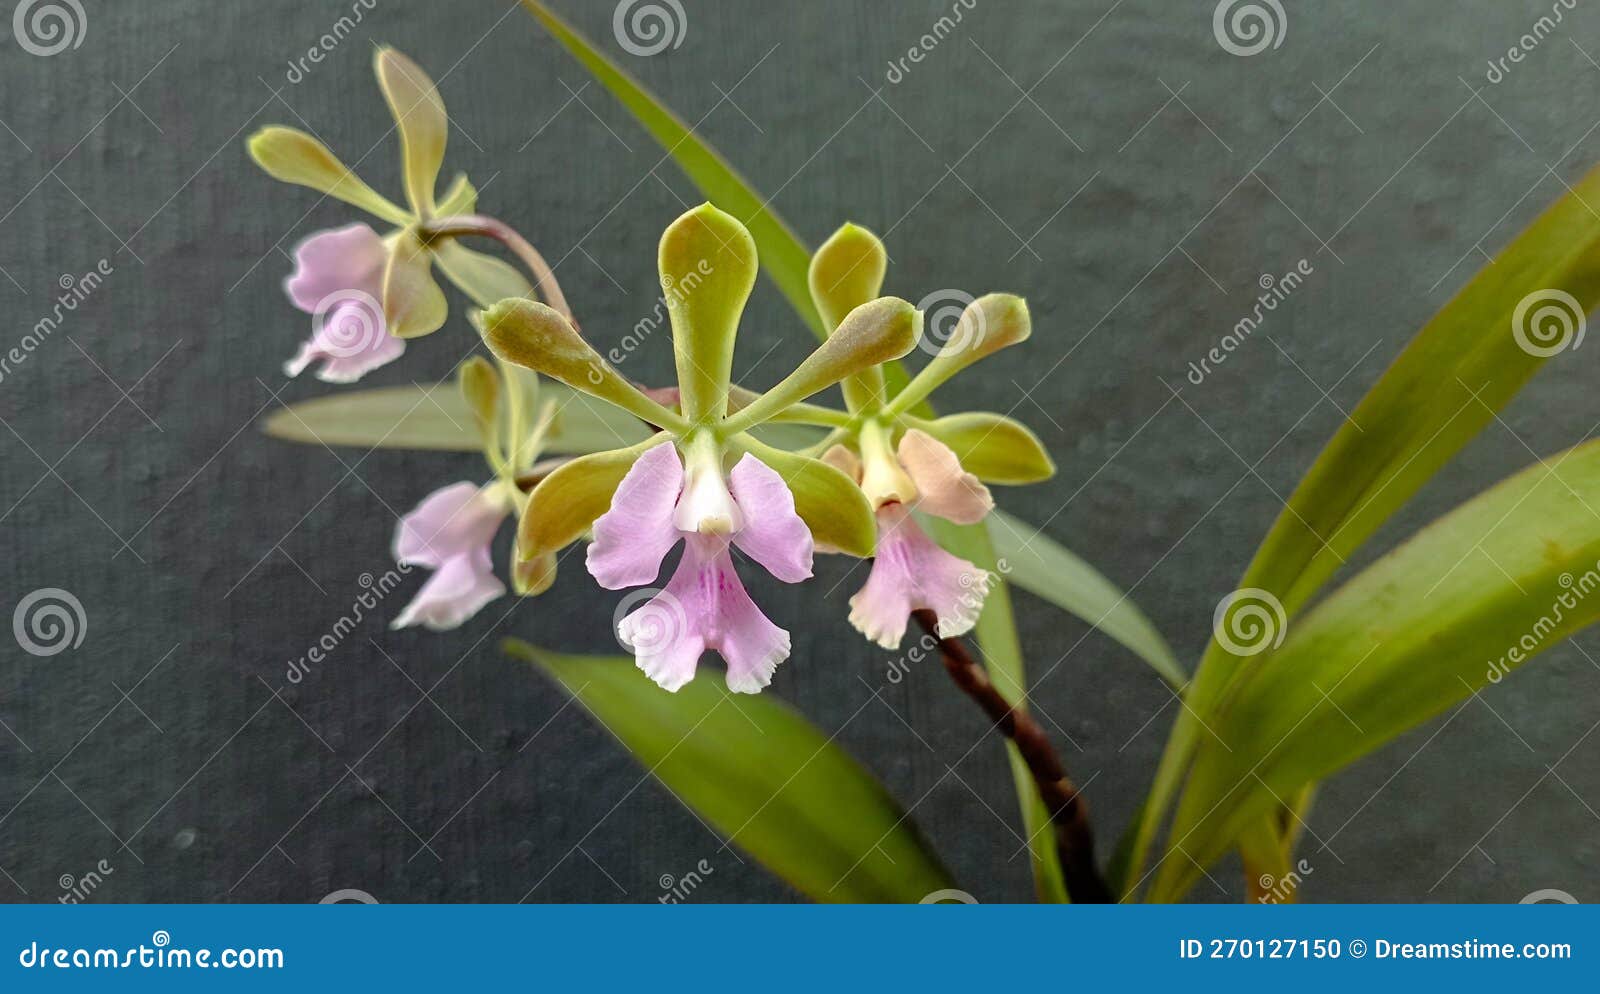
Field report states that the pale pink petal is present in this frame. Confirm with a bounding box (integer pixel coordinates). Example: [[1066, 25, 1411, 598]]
[[848, 504, 991, 649], [392, 547, 505, 631], [394, 482, 509, 569], [284, 294, 404, 383], [587, 443, 685, 590], [728, 454, 813, 583], [897, 428, 993, 525], [284, 223, 389, 312], [622, 535, 790, 694], [819, 443, 862, 483]]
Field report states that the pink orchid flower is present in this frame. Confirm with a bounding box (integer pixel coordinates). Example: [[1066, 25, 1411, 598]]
[[392, 481, 512, 631], [588, 441, 814, 694], [282, 223, 404, 383], [826, 428, 995, 649]]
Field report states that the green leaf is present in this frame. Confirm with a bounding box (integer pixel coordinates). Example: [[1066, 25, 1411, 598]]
[[505, 642, 958, 903], [1151, 439, 1600, 900], [260, 382, 649, 455], [1135, 159, 1600, 893], [988, 510, 1184, 689]]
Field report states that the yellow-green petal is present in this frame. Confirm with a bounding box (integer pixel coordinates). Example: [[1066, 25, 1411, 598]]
[[382, 230, 448, 339], [432, 239, 534, 309], [246, 126, 410, 226], [436, 173, 477, 216], [886, 293, 1031, 418], [374, 48, 448, 216], [458, 355, 500, 450], [736, 436, 876, 558], [516, 437, 670, 580], [721, 296, 920, 435], [810, 223, 889, 411], [481, 299, 687, 432], [660, 203, 758, 423], [906, 412, 1055, 485]]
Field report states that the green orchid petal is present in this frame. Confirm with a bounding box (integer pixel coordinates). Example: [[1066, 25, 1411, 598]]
[[810, 223, 889, 411], [432, 239, 534, 309], [246, 126, 410, 226], [905, 412, 1056, 485], [382, 229, 448, 338], [374, 48, 448, 217], [515, 436, 672, 593], [720, 296, 920, 435], [481, 299, 687, 432], [736, 436, 877, 558], [885, 293, 1032, 418], [728, 385, 852, 428], [458, 355, 500, 453], [660, 203, 758, 423], [513, 549, 560, 597], [435, 173, 477, 216]]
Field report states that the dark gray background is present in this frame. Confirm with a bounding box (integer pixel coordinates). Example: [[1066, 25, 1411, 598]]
[[2, 0, 1597, 904]]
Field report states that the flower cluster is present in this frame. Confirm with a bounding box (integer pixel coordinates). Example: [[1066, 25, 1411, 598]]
[[250, 50, 1054, 694]]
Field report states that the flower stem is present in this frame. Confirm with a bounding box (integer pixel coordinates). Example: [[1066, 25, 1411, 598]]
[[419, 214, 576, 329], [911, 609, 1113, 904]]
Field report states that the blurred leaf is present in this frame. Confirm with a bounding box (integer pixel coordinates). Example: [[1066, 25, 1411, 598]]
[[1152, 439, 1600, 900], [1135, 159, 1600, 893], [261, 382, 648, 454], [988, 510, 1183, 689], [505, 642, 958, 903]]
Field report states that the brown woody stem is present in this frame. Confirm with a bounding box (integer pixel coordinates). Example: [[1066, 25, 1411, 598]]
[[418, 213, 576, 330], [912, 609, 1112, 904]]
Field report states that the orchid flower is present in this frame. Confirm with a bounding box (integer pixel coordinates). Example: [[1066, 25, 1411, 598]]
[[248, 48, 534, 379], [392, 357, 557, 631], [481, 203, 921, 692], [802, 224, 1056, 649]]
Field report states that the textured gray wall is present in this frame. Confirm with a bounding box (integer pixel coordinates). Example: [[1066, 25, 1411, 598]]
[[1, 0, 1598, 904]]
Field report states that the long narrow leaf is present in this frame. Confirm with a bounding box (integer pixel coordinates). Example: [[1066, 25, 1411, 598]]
[[989, 509, 1183, 688], [505, 641, 958, 903], [1152, 439, 1600, 900], [1134, 161, 1600, 892]]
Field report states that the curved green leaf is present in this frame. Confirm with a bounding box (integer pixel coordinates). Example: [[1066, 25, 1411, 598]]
[[1152, 439, 1600, 900], [505, 642, 958, 903], [1136, 159, 1600, 893], [260, 382, 649, 454], [988, 510, 1183, 689]]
